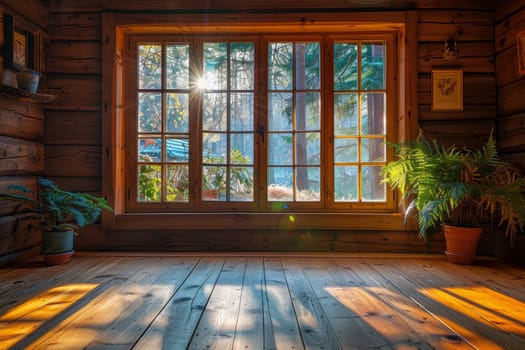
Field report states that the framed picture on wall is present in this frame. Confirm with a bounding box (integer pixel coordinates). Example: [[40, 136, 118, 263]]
[[516, 29, 525, 76], [431, 69, 463, 111], [2, 13, 37, 71]]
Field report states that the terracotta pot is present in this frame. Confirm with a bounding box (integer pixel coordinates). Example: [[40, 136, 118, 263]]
[[443, 225, 483, 264], [41, 230, 75, 265]]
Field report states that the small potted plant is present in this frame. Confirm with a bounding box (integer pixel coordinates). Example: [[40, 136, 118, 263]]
[[381, 130, 525, 264], [0, 178, 112, 265]]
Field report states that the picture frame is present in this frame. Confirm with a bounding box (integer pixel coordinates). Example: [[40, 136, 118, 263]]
[[2, 13, 37, 71], [431, 69, 463, 112], [516, 29, 525, 76]]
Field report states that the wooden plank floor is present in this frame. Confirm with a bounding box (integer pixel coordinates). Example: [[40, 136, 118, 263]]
[[1, 253, 525, 349]]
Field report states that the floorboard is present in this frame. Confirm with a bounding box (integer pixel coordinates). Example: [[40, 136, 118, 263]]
[[1, 253, 525, 349]]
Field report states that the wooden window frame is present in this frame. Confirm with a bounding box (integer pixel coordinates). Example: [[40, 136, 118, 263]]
[[101, 12, 418, 232]]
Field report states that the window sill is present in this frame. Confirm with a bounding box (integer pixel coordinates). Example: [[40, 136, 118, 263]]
[[110, 212, 409, 231], [0, 85, 57, 104]]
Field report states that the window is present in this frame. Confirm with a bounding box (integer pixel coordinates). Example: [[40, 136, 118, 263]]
[[126, 32, 394, 213]]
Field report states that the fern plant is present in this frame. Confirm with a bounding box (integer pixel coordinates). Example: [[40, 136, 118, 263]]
[[381, 131, 525, 247], [0, 178, 112, 234]]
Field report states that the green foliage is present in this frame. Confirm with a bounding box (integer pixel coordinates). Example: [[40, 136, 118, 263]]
[[381, 131, 525, 247], [0, 178, 112, 234]]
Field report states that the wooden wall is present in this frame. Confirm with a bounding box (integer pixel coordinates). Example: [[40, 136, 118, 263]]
[[44, 0, 497, 252], [0, 0, 48, 263], [496, 1, 525, 171]]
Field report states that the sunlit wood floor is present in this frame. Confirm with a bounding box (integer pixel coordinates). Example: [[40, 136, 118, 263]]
[[1, 253, 525, 349]]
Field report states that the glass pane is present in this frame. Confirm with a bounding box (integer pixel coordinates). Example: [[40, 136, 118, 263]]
[[296, 92, 320, 131], [203, 92, 227, 131], [296, 167, 320, 201], [296, 132, 320, 165], [138, 164, 161, 202], [230, 43, 254, 90], [268, 92, 293, 131], [362, 166, 385, 201], [230, 93, 254, 132], [138, 44, 162, 89], [138, 93, 162, 132], [334, 93, 358, 136], [268, 167, 293, 201], [166, 138, 189, 162], [138, 138, 161, 162], [361, 93, 385, 135], [268, 134, 292, 165], [334, 138, 358, 163], [361, 138, 385, 162], [295, 42, 320, 90], [203, 132, 227, 164], [166, 44, 189, 89], [269, 43, 293, 90], [202, 166, 226, 200], [361, 43, 385, 90], [334, 166, 358, 202], [334, 43, 358, 91], [231, 134, 254, 164], [230, 166, 254, 201], [166, 165, 189, 202], [166, 93, 189, 132], [204, 43, 228, 90]]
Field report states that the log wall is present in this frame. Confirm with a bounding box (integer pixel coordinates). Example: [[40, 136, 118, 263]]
[[0, 1, 48, 263], [44, 0, 498, 252]]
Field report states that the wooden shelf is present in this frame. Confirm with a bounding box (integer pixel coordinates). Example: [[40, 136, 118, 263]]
[[0, 85, 57, 104]]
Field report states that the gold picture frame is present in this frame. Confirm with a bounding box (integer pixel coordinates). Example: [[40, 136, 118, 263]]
[[516, 29, 525, 76], [431, 69, 463, 112]]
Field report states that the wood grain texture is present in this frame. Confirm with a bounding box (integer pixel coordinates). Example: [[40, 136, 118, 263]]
[[2, 254, 525, 349]]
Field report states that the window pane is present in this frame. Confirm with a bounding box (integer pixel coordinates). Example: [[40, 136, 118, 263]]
[[268, 92, 293, 131], [138, 164, 161, 202], [166, 44, 189, 89], [230, 166, 253, 201], [269, 43, 293, 90], [296, 167, 320, 201], [230, 43, 254, 90], [138, 93, 162, 132], [166, 165, 189, 202], [296, 132, 320, 165], [231, 134, 254, 164], [361, 43, 385, 90], [138, 44, 162, 89], [268, 134, 292, 165], [334, 138, 358, 163], [230, 93, 254, 132], [334, 43, 358, 91], [361, 92, 385, 135], [334, 93, 358, 135], [203, 133, 227, 164], [296, 92, 320, 131], [268, 167, 293, 201], [362, 166, 385, 201], [361, 138, 385, 162], [202, 166, 226, 200], [204, 43, 228, 90], [203, 92, 227, 131], [295, 42, 320, 90], [166, 93, 189, 132], [334, 166, 358, 202], [139, 138, 161, 162], [166, 138, 189, 162]]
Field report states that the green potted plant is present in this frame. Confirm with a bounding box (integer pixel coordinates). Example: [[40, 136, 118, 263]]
[[381, 131, 525, 264], [0, 178, 112, 265]]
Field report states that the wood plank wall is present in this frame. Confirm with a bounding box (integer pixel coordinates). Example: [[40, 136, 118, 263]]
[[0, 0, 48, 263], [42, 0, 498, 252], [496, 0, 525, 172]]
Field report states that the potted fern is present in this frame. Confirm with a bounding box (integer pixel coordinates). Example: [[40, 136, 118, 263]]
[[381, 131, 525, 264], [0, 178, 112, 264]]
